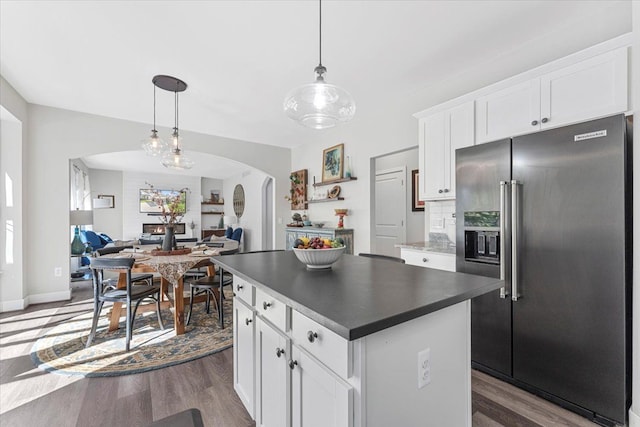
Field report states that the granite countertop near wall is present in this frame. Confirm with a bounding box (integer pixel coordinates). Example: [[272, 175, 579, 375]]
[[395, 233, 456, 255]]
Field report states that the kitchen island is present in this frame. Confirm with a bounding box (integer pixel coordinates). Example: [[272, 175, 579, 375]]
[[213, 251, 502, 427]]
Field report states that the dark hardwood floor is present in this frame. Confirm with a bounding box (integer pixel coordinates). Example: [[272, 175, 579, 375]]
[[0, 280, 597, 427]]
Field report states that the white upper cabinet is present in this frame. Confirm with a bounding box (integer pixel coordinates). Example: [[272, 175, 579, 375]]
[[539, 47, 627, 130], [476, 47, 628, 144], [418, 101, 475, 201]]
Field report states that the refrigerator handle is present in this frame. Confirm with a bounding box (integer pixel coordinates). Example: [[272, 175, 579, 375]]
[[511, 180, 521, 301], [499, 181, 509, 299]]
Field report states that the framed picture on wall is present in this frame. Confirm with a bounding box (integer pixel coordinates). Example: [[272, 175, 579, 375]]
[[321, 143, 344, 183], [97, 194, 115, 208], [411, 169, 425, 212]]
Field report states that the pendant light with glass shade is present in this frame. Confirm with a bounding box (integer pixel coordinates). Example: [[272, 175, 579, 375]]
[[148, 75, 194, 170], [283, 0, 355, 129], [141, 81, 168, 156]]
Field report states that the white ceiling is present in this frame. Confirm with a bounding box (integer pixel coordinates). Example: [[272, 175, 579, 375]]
[[0, 0, 632, 176]]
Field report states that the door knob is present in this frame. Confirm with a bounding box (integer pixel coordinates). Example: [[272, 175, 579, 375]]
[[289, 359, 298, 370], [245, 318, 252, 326], [541, 117, 549, 123], [276, 347, 285, 358], [307, 331, 318, 343], [531, 120, 538, 126], [236, 284, 244, 291], [438, 189, 443, 194], [443, 188, 449, 193], [263, 301, 272, 310]]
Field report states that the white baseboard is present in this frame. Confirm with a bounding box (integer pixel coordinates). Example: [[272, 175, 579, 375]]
[[27, 290, 72, 306], [0, 298, 27, 313], [630, 408, 640, 427]]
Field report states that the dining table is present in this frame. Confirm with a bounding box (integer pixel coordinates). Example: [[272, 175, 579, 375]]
[[103, 247, 227, 335]]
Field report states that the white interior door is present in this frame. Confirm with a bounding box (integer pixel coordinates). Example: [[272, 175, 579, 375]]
[[374, 168, 406, 257]]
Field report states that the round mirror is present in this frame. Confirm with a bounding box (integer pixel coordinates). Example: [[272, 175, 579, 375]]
[[233, 184, 245, 219]]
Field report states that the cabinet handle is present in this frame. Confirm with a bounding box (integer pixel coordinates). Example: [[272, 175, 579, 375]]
[[263, 301, 272, 310], [289, 359, 298, 370], [443, 188, 449, 193], [531, 120, 538, 126], [236, 284, 244, 291], [422, 258, 429, 263], [307, 331, 318, 343], [438, 189, 443, 194], [245, 318, 252, 326], [541, 117, 549, 123], [276, 347, 285, 358]]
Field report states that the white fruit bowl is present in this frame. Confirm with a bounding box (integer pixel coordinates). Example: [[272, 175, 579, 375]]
[[293, 246, 345, 269]]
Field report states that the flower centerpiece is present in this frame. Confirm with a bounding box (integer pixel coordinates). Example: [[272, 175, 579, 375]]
[[145, 182, 189, 251]]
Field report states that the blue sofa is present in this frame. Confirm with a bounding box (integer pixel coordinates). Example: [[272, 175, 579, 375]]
[[79, 231, 113, 265]]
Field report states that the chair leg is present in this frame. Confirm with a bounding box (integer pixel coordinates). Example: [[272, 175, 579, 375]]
[[208, 289, 220, 319], [86, 300, 104, 348], [155, 294, 164, 330], [125, 298, 132, 352], [205, 291, 210, 314], [187, 285, 195, 326]]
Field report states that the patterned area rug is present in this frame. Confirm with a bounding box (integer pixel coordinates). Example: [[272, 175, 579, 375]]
[[30, 292, 233, 377]]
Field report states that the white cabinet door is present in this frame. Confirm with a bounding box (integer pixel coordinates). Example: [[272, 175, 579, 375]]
[[540, 47, 627, 130], [419, 111, 446, 200], [291, 346, 353, 427], [446, 101, 475, 199], [256, 318, 290, 427], [419, 101, 474, 201], [475, 79, 541, 144], [233, 298, 255, 417]]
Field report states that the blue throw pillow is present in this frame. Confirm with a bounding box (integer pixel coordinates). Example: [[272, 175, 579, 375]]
[[225, 227, 233, 239]]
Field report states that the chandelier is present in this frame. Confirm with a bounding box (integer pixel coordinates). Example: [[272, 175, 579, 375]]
[[141, 75, 194, 170], [283, 0, 356, 129]]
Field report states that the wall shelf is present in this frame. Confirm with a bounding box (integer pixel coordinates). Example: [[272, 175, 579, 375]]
[[202, 201, 224, 205], [201, 212, 224, 215], [313, 177, 357, 187], [308, 197, 344, 204]]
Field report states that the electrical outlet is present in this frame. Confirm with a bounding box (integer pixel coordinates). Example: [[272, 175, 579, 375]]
[[418, 348, 431, 389], [54, 267, 62, 277]]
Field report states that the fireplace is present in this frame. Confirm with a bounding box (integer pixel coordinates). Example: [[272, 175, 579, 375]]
[[142, 223, 186, 235]]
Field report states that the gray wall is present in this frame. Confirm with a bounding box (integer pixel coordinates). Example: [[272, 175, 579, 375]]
[[89, 169, 124, 239]]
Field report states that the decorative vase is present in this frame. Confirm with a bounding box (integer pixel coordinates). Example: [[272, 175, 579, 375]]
[[71, 226, 85, 255], [162, 226, 175, 251]]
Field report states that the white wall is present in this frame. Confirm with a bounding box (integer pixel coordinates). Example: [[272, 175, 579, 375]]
[[121, 172, 201, 240], [223, 169, 271, 252], [0, 77, 29, 309], [21, 104, 290, 303], [89, 168, 123, 239]]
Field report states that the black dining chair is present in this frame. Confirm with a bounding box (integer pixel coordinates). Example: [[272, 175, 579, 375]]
[[87, 257, 164, 351], [358, 252, 406, 264], [96, 246, 155, 286], [186, 248, 239, 325]]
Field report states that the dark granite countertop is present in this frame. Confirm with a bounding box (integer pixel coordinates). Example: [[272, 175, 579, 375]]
[[213, 251, 502, 341]]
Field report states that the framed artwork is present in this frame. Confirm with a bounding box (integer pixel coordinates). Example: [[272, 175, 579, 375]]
[[411, 170, 425, 212], [288, 169, 308, 210], [322, 143, 344, 183], [97, 194, 115, 208]]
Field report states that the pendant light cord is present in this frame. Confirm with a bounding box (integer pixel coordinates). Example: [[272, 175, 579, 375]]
[[153, 84, 157, 131], [318, 0, 322, 67]]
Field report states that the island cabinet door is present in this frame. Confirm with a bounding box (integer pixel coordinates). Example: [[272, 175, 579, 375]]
[[291, 346, 353, 427], [256, 317, 291, 427], [233, 299, 255, 418]]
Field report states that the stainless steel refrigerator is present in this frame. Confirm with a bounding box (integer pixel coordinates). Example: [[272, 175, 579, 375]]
[[455, 114, 631, 426]]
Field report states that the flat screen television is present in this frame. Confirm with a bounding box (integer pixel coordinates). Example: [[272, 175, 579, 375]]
[[139, 189, 187, 214]]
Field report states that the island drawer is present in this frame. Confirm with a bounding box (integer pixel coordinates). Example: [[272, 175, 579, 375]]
[[401, 249, 456, 272], [233, 276, 254, 305], [291, 310, 351, 379], [255, 287, 289, 332]]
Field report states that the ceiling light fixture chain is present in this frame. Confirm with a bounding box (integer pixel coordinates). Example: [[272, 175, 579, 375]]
[[283, 0, 355, 130]]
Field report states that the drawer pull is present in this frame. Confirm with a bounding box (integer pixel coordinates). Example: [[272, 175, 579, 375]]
[[236, 284, 244, 291], [531, 120, 538, 126], [541, 117, 549, 123], [276, 347, 285, 358], [289, 359, 298, 370], [263, 301, 272, 310], [307, 331, 318, 343], [422, 258, 429, 263], [245, 318, 252, 326]]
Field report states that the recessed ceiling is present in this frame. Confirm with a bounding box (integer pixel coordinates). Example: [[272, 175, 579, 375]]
[[0, 0, 632, 151]]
